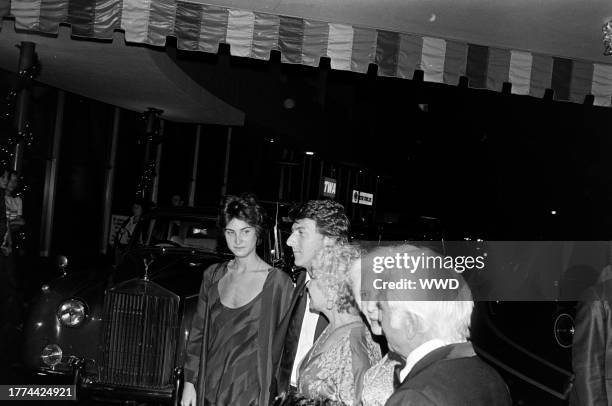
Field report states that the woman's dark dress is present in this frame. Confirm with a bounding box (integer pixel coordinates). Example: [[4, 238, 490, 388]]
[[205, 275, 266, 405], [184, 262, 295, 406]]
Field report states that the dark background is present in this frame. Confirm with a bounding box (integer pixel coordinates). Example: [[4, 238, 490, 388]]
[[1, 41, 610, 260]]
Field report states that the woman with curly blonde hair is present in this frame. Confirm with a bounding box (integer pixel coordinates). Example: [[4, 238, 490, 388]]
[[290, 243, 381, 405]]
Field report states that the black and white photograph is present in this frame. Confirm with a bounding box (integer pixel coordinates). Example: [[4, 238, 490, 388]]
[[0, 0, 611, 405]]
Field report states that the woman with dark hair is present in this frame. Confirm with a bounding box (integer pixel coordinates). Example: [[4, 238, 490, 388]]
[[182, 194, 295, 406]]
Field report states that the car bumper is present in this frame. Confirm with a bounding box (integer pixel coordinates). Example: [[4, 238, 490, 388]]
[[29, 368, 175, 403], [80, 380, 175, 403]]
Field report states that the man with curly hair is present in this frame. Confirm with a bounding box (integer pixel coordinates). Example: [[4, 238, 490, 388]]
[[274, 199, 350, 400]]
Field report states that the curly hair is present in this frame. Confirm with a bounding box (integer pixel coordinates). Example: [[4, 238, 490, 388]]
[[221, 193, 267, 237], [289, 200, 349, 243], [311, 243, 361, 314]]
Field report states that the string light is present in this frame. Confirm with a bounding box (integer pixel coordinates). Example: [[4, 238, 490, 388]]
[[135, 161, 157, 199], [0, 61, 40, 253], [0, 62, 40, 168], [135, 108, 163, 199]]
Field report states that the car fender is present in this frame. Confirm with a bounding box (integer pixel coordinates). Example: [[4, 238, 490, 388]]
[[22, 273, 106, 375]]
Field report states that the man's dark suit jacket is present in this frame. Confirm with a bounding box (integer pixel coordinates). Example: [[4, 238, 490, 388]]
[[385, 342, 512, 406], [570, 277, 612, 406], [272, 269, 327, 398]]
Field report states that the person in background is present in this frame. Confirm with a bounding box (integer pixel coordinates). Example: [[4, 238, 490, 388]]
[[5, 171, 25, 255], [171, 194, 185, 207], [114, 199, 148, 263], [0, 167, 13, 265], [0, 166, 19, 383], [5, 171, 24, 229], [169, 194, 185, 236], [570, 264, 612, 406]]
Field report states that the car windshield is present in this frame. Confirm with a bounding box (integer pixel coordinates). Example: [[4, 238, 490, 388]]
[[132, 215, 220, 252]]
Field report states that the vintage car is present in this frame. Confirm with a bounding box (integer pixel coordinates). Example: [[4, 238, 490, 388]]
[[22, 205, 293, 404]]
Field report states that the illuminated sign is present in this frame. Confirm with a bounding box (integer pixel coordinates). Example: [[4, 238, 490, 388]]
[[321, 177, 337, 198], [351, 190, 373, 206]]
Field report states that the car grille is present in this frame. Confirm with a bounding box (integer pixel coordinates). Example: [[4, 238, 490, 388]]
[[99, 279, 180, 389]]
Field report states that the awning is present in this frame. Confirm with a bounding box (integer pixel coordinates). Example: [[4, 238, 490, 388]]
[[0, 3, 245, 124], [3, 0, 612, 107]]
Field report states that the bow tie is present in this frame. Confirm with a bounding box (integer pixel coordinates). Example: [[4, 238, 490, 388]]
[[388, 351, 407, 389]]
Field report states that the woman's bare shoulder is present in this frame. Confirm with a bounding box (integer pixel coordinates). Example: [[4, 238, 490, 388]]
[[202, 261, 228, 284]]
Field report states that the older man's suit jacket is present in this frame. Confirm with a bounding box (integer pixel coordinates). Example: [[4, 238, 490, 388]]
[[385, 342, 512, 406], [571, 278, 612, 406]]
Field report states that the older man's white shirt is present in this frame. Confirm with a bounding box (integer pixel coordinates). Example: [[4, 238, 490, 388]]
[[398, 339, 448, 383]]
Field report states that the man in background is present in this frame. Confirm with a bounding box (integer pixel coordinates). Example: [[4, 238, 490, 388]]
[[0, 166, 19, 382], [570, 264, 612, 406], [171, 194, 185, 207], [6, 170, 25, 255]]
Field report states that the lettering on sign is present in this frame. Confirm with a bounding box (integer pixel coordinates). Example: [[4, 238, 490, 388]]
[[321, 177, 337, 198], [352, 190, 374, 206]]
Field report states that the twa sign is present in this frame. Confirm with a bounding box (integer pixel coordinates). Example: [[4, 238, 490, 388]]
[[321, 177, 337, 198]]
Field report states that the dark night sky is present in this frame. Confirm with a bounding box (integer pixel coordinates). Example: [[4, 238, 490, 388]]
[[1, 40, 612, 258]]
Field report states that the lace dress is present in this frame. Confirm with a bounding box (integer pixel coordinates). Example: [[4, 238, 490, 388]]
[[297, 322, 381, 405], [360, 355, 398, 406]]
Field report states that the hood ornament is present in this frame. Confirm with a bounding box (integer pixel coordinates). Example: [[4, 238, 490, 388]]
[[143, 257, 154, 281]]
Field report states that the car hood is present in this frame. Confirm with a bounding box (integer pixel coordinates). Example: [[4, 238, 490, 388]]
[[46, 250, 225, 302], [115, 249, 226, 297]]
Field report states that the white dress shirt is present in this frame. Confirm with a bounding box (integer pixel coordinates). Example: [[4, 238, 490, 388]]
[[291, 274, 321, 386], [399, 339, 448, 383]]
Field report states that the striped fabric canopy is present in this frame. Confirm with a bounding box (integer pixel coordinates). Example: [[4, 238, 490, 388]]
[[2, 0, 612, 107]]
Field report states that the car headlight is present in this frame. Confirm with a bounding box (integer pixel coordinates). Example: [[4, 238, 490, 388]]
[[41, 344, 63, 367], [56, 299, 87, 327]]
